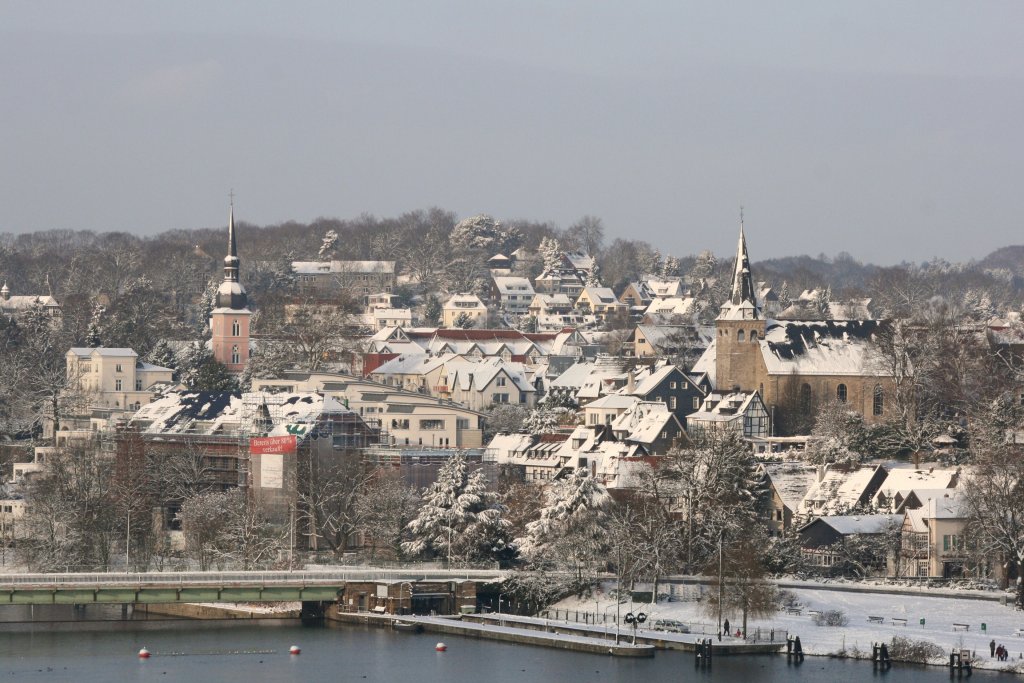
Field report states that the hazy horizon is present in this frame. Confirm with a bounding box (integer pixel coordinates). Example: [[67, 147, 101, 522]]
[[2, 2, 1022, 266]]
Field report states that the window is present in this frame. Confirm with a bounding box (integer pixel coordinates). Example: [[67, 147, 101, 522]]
[[519, 392, 527, 404], [456, 418, 469, 429], [232, 319, 240, 336], [135, 379, 143, 391], [693, 397, 700, 410], [231, 345, 240, 364], [661, 430, 668, 439], [669, 397, 677, 410], [419, 419, 444, 430], [115, 364, 123, 373], [873, 385, 884, 415], [115, 379, 122, 391], [836, 383, 848, 403], [492, 393, 510, 404], [496, 376, 507, 387], [737, 330, 745, 342], [670, 381, 677, 389], [749, 330, 758, 342]]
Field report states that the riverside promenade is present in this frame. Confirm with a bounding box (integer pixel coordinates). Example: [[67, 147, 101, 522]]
[[329, 610, 656, 657]]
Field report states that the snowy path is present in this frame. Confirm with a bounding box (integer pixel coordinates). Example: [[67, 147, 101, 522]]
[[554, 581, 1024, 673]]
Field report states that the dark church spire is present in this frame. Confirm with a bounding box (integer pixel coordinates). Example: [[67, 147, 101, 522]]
[[729, 208, 757, 307], [216, 195, 248, 309]]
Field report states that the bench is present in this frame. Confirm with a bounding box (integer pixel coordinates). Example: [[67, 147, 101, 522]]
[[891, 618, 907, 627], [952, 623, 970, 631], [371, 606, 387, 614], [867, 616, 884, 624], [786, 607, 802, 615]]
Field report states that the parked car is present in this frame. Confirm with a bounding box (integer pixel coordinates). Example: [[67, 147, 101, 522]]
[[650, 619, 690, 633]]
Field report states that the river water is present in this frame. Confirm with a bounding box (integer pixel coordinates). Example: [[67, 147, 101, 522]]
[[0, 616, 1004, 683]]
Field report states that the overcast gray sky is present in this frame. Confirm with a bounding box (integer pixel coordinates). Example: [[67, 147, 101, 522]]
[[1, 1, 1022, 264]]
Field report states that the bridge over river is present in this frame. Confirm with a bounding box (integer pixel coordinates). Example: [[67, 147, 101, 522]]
[[0, 569, 507, 606]]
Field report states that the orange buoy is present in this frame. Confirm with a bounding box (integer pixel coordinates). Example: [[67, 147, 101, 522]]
[[435, 642, 447, 652], [138, 648, 151, 659], [289, 645, 301, 655]]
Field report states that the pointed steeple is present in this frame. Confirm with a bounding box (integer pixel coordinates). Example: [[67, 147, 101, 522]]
[[216, 196, 247, 310], [717, 208, 760, 321], [227, 200, 238, 260], [729, 208, 757, 307]]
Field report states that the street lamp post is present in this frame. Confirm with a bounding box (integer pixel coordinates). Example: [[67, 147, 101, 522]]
[[125, 509, 130, 574], [497, 591, 508, 615], [603, 603, 621, 640], [623, 609, 648, 645]]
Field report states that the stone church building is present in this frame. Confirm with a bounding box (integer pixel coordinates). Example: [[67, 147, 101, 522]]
[[693, 219, 895, 433]]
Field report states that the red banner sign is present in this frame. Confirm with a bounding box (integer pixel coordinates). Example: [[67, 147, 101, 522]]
[[249, 435, 297, 455]]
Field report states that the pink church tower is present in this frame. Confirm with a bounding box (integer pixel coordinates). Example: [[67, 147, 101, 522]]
[[210, 200, 251, 373]]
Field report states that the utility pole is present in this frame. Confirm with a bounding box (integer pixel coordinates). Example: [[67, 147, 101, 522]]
[[717, 528, 724, 638]]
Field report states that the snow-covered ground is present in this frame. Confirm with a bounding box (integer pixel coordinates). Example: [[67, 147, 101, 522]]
[[552, 580, 1024, 673]]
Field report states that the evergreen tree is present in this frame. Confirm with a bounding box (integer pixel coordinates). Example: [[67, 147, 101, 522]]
[[423, 296, 442, 326], [84, 303, 104, 347], [517, 468, 612, 579], [402, 452, 509, 565]]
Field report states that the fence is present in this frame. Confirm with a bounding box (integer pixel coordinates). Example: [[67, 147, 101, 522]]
[[538, 608, 788, 642]]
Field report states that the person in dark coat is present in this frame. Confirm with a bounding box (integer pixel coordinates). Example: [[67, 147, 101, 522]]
[[723, 618, 730, 635], [991, 639, 996, 657]]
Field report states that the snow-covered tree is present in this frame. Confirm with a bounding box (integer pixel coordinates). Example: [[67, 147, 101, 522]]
[[517, 468, 612, 579], [449, 214, 520, 255], [644, 249, 663, 277], [963, 394, 1024, 605], [423, 296, 442, 326], [813, 286, 832, 318], [145, 340, 178, 373], [237, 340, 295, 391], [667, 432, 766, 572], [539, 237, 563, 273], [690, 250, 717, 283], [453, 311, 476, 329], [318, 229, 339, 258], [402, 452, 510, 566], [522, 406, 568, 434], [584, 263, 602, 287], [355, 471, 422, 561], [661, 255, 680, 278], [778, 281, 792, 309], [486, 404, 528, 436], [85, 302, 105, 347], [178, 342, 238, 392], [804, 400, 869, 466]]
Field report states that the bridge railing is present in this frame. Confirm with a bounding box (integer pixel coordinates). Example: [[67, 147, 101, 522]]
[[0, 568, 508, 588]]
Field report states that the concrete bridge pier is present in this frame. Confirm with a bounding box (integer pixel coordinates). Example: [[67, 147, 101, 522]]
[[121, 603, 134, 620]]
